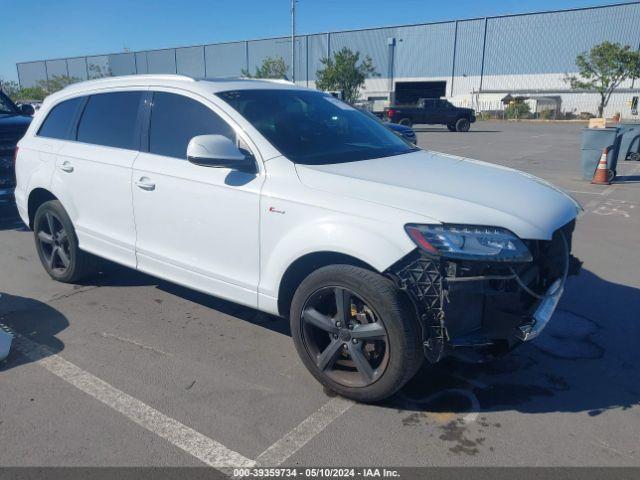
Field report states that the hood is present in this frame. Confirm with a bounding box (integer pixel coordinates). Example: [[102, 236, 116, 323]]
[[295, 150, 579, 240], [0, 114, 32, 133]]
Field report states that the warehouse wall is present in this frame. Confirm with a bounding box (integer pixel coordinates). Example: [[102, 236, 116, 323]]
[[16, 3, 640, 116]]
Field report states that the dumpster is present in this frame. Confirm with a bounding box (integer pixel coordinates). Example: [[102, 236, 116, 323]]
[[616, 123, 640, 162], [580, 127, 621, 180]]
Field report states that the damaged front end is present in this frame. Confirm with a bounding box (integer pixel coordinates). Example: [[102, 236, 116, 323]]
[[386, 221, 581, 363]]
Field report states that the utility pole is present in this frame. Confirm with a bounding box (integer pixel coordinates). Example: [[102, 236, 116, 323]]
[[291, 0, 296, 83]]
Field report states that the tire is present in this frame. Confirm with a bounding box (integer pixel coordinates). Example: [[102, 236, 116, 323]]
[[33, 200, 98, 283], [290, 265, 423, 403], [398, 118, 413, 127], [455, 117, 471, 132], [446, 124, 456, 132]]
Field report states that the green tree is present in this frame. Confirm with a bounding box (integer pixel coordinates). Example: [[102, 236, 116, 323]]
[[15, 86, 48, 102], [36, 74, 81, 94], [88, 64, 112, 79], [566, 41, 640, 117], [0, 79, 21, 100], [242, 56, 288, 79], [315, 47, 378, 105]]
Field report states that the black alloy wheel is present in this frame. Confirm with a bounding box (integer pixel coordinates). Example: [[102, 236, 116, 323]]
[[290, 265, 423, 402], [300, 286, 390, 388], [33, 200, 98, 283], [36, 210, 72, 275]]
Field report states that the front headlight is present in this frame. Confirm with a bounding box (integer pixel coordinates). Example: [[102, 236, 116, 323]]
[[405, 224, 532, 262]]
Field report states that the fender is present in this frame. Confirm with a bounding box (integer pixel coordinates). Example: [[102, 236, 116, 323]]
[[259, 219, 416, 303]]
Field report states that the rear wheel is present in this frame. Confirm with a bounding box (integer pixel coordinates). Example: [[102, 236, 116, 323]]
[[455, 117, 471, 132], [33, 200, 98, 283], [398, 118, 413, 127], [446, 124, 456, 132], [290, 265, 423, 402]]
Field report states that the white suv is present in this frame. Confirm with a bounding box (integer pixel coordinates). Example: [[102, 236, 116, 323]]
[[15, 75, 581, 402]]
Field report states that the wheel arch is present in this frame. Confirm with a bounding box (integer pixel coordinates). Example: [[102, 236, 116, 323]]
[[27, 188, 58, 229], [276, 251, 377, 318]]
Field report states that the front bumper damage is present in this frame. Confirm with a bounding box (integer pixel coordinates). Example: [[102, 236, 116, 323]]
[[386, 221, 581, 363]]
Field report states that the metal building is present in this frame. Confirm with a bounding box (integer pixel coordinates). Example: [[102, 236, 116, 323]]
[[15, 2, 640, 117]]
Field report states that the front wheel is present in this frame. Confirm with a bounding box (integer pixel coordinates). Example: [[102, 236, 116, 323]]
[[446, 124, 456, 132], [290, 265, 423, 402], [33, 200, 98, 283], [455, 117, 471, 132]]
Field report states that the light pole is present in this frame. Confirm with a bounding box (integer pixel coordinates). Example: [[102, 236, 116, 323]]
[[291, 0, 296, 83]]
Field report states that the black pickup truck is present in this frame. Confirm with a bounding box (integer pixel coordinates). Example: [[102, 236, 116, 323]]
[[385, 98, 476, 132], [0, 90, 33, 210]]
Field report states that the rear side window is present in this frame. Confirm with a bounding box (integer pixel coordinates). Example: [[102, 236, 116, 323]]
[[149, 92, 235, 159], [77, 91, 143, 150], [37, 97, 84, 140]]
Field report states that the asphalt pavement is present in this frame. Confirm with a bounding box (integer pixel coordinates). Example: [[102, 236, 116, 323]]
[[1, 120, 639, 467]]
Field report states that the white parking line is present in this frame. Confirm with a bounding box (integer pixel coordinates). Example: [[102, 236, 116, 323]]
[[255, 396, 354, 466], [11, 331, 256, 469]]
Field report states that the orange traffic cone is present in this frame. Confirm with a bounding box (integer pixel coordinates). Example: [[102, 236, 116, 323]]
[[592, 147, 612, 185]]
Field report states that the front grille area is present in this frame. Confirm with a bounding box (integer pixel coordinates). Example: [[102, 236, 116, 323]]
[[0, 134, 21, 189], [388, 221, 579, 361]]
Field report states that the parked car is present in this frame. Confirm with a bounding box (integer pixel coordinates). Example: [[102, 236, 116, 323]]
[[385, 98, 476, 131], [16, 75, 581, 402], [0, 90, 33, 206], [0, 327, 12, 361], [358, 109, 416, 144]]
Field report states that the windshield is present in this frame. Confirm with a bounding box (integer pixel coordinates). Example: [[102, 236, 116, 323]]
[[217, 89, 418, 165], [0, 92, 17, 115]]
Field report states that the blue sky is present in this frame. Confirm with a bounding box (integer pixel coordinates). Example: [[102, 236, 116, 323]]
[[0, 0, 630, 82]]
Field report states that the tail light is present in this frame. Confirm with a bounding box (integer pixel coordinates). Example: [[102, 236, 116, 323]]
[[387, 108, 395, 119]]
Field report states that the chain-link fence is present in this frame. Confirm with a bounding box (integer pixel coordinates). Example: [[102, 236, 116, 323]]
[[15, 2, 640, 117]]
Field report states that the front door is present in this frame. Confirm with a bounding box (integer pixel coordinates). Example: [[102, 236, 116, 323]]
[[132, 90, 263, 307]]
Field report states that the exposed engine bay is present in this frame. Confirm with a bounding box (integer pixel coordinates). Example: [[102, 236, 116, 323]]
[[387, 221, 581, 362]]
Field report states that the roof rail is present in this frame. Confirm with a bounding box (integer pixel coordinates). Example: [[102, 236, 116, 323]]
[[197, 76, 295, 85], [63, 74, 195, 89]]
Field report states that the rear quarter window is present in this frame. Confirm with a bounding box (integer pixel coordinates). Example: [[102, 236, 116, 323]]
[[77, 91, 143, 150], [37, 97, 84, 140]]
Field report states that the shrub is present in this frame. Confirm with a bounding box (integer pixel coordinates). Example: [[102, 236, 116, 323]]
[[505, 102, 531, 119]]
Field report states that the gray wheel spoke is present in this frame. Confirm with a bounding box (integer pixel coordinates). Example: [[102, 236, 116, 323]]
[[37, 230, 54, 244], [56, 247, 70, 268], [57, 230, 68, 245], [348, 343, 375, 382], [48, 247, 57, 269], [45, 213, 55, 235], [303, 308, 338, 333], [317, 339, 343, 371], [351, 322, 386, 340], [334, 287, 351, 323]]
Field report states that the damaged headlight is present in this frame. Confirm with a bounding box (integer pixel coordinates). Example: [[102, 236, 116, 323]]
[[405, 224, 533, 262]]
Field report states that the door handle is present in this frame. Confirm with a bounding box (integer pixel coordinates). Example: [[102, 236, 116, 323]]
[[135, 178, 156, 191], [59, 162, 74, 173]]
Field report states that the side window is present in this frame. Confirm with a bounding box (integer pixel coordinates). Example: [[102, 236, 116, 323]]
[[149, 92, 236, 159], [77, 91, 143, 150], [37, 97, 84, 140]]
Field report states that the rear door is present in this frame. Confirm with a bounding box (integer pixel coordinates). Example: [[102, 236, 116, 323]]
[[52, 90, 144, 267]]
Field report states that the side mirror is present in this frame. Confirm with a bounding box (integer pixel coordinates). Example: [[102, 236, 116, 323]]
[[19, 104, 35, 116], [187, 135, 255, 172]]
